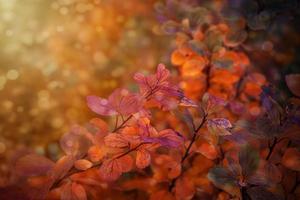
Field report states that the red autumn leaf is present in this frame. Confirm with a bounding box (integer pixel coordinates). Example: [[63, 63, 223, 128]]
[[87, 88, 142, 116], [104, 133, 129, 148], [74, 159, 93, 171], [207, 118, 232, 136], [99, 155, 133, 181], [16, 154, 54, 176], [285, 74, 300, 97], [136, 149, 151, 169], [282, 148, 300, 171]]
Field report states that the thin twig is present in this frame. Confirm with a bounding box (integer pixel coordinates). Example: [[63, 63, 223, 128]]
[[169, 114, 207, 191], [266, 137, 277, 161]]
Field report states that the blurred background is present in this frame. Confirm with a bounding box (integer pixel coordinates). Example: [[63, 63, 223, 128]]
[[0, 0, 172, 182]]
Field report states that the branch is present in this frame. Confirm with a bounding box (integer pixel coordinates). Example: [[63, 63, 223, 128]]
[[266, 137, 277, 161], [169, 114, 207, 191]]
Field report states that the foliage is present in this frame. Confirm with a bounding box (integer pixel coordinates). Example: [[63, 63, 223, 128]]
[[4, 0, 300, 200]]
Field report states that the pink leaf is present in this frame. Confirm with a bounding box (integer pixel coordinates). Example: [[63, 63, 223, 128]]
[[108, 88, 142, 115], [136, 149, 151, 169], [202, 93, 226, 114], [134, 64, 190, 110], [86, 96, 116, 116], [207, 118, 232, 136], [285, 74, 300, 97], [156, 63, 170, 82], [157, 129, 184, 148], [16, 154, 54, 176]]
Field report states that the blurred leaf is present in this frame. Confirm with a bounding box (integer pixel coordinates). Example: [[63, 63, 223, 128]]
[[188, 7, 210, 27], [285, 74, 300, 97], [281, 148, 300, 171], [60, 126, 92, 159], [246, 186, 282, 200], [161, 20, 182, 35], [188, 40, 207, 56], [264, 163, 282, 184], [16, 154, 54, 177], [247, 11, 272, 31], [224, 30, 247, 47], [238, 145, 260, 178], [175, 176, 195, 200], [208, 166, 236, 187], [212, 59, 234, 69]]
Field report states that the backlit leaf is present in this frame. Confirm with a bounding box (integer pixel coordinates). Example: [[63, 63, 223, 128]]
[[207, 118, 232, 136], [104, 133, 129, 148]]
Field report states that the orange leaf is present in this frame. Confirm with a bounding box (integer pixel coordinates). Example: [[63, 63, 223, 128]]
[[174, 176, 195, 200], [196, 140, 218, 160], [74, 159, 93, 171], [136, 149, 151, 169], [88, 145, 104, 163]]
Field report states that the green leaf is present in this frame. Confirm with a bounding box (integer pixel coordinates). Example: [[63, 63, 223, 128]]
[[239, 145, 260, 178], [207, 166, 236, 187]]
